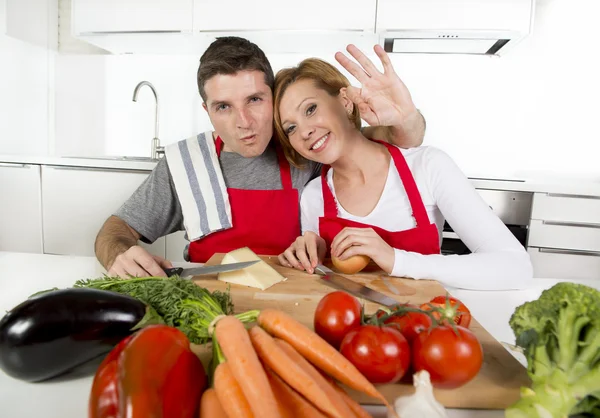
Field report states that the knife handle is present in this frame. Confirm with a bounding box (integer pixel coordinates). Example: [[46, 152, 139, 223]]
[[164, 267, 183, 277]]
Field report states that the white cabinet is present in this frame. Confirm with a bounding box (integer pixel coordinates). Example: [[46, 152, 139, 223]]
[[0, 163, 43, 253], [72, 0, 193, 33], [194, 0, 378, 53], [195, 0, 375, 32], [5, 0, 58, 49], [41, 165, 165, 258], [166, 230, 189, 262], [528, 192, 600, 281]]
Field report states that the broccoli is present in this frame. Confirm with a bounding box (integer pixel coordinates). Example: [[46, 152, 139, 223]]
[[506, 282, 600, 418]]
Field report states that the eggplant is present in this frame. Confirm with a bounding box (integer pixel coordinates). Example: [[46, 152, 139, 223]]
[[0, 288, 151, 382]]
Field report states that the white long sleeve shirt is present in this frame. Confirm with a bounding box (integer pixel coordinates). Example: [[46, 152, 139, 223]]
[[300, 146, 533, 291]]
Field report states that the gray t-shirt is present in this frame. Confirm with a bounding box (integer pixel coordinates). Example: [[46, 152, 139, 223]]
[[114, 142, 321, 243]]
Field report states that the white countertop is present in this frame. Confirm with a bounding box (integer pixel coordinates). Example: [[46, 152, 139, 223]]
[[2, 251, 598, 418], [3, 153, 600, 197], [0, 154, 158, 171]]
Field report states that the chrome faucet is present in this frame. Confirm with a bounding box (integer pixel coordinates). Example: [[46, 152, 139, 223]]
[[132, 81, 164, 160]]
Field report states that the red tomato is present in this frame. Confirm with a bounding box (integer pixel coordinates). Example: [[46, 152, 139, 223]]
[[340, 325, 411, 384], [314, 291, 362, 349], [412, 325, 483, 389], [420, 296, 472, 328], [376, 305, 433, 344]]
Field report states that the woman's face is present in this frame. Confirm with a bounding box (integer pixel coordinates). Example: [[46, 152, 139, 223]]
[[278, 79, 353, 164]]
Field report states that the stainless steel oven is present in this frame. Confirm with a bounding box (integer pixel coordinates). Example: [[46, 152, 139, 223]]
[[441, 188, 533, 255]]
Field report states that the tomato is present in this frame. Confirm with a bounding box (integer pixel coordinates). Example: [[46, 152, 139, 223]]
[[314, 291, 362, 349], [340, 325, 410, 384], [412, 325, 483, 389], [420, 296, 472, 328], [375, 305, 432, 344]]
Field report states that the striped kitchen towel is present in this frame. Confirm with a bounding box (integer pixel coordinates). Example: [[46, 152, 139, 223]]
[[164, 131, 232, 241]]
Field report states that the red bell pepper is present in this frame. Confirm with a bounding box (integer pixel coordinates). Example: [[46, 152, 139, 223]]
[[89, 325, 207, 418]]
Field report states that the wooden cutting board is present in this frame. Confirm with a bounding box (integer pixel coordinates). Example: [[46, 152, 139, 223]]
[[194, 254, 530, 409]]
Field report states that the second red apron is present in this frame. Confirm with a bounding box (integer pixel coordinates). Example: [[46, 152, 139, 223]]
[[319, 140, 441, 256]]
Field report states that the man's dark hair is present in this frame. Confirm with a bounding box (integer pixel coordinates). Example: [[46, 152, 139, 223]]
[[197, 37, 275, 102]]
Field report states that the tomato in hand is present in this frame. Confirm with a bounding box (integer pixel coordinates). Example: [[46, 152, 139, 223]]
[[412, 325, 483, 389], [314, 291, 362, 349], [376, 305, 433, 344], [340, 325, 411, 384], [420, 296, 472, 328]]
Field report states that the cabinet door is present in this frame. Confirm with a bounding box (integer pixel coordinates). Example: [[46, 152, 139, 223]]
[[5, 0, 58, 49], [194, 0, 376, 31], [166, 230, 189, 262], [72, 0, 193, 34], [41, 165, 165, 258], [0, 163, 43, 253], [376, 0, 532, 32]]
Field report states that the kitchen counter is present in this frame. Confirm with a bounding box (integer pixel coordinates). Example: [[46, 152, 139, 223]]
[[3, 154, 600, 197], [0, 154, 158, 171], [2, 252, 598, 418]]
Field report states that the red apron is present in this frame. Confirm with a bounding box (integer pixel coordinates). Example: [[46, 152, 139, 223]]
[[187, 137, 300, 262], [319, 140, 440, 256]]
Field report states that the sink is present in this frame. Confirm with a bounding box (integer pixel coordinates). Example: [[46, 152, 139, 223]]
[[62, 155, 158, 162]]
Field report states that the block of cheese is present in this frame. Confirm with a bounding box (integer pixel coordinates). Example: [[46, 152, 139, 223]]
[[218, 247, 287, 290]]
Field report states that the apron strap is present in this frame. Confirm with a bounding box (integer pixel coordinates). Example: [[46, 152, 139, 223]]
[[275, 146, 293, 190], [215, 135, 224, 157], [215, 135, 292, 190], [321, 165, 339, 217], [374, 140, 430, 228]]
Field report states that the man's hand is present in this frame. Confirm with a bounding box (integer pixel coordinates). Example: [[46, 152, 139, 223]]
[[335, 44, 419, 128], [331, 227, 395, 274], [278, 231, 327, 274], [107, 245, 174, 278]]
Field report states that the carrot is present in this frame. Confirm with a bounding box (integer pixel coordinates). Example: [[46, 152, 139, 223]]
[[249, 326, 346, 418], [257, 309, 390, 407], [274, 338, 355, 418], [264, 367, 323, 418], [329, 381, 374, 418], [199, 388, 228, 418], [213, 362, 253, 418], [214, 316, 280, 418]]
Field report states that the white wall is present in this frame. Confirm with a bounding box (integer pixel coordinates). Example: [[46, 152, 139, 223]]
[[53, 0, 600, 180], [0, 0, 54, 155]]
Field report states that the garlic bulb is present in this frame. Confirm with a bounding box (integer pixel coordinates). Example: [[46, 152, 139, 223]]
[[388, 371, 448, 418]]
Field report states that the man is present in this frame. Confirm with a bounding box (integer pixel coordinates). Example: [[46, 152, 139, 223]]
[[95, 36, 426, 277]]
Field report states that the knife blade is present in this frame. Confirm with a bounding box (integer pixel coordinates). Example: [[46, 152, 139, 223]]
[[164, 260, 259, 278], [314, 264, 400, 308]]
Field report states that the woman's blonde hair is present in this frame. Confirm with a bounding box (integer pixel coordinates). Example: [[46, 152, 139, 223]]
[[273, 58, 361, 167]]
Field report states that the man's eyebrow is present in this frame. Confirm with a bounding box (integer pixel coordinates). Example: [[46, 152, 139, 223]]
[[247, 91, 268, 100]]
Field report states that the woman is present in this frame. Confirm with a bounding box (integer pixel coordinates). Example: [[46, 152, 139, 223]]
[[273, 47, 533, 291]]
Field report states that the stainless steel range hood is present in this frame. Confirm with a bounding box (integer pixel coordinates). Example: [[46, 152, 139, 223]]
[[377, 0, 536, 56]]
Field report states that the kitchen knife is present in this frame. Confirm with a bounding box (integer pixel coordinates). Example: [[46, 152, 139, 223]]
[[314, 264, 400, 308], [164, 260, 259, 278]]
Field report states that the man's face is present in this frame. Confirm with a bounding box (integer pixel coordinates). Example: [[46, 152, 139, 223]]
[[202, 70, 274, 158]]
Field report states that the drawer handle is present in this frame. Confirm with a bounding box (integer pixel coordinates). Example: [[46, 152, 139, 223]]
[[47, 165, 150, 174], [547, 193, 600, 200], [542, 220, 600, 229], [442, 232, 460, 239], [0, 162, 29, 168], [539, 248, 600, 257]]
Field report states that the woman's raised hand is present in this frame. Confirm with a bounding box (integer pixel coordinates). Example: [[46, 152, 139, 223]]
[[335, 44, 419, 128]]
